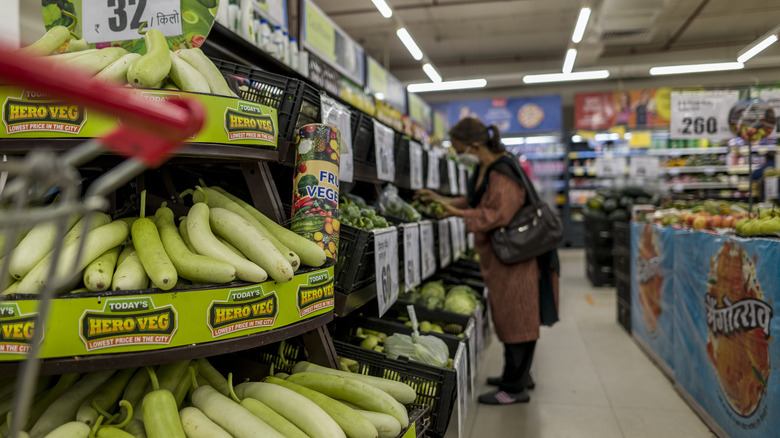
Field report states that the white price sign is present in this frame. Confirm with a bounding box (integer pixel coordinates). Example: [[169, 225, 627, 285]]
[[449, 217, 465, 260], [759, 89, 780, 139], [595, 157, 626, 178], [467, 232, 475, 250], [629, 156, 660, 179], [321, 95, 353, 182], [373, 120, 396, 182], [438, 219, 451, 268], [458, 165, 468, 195], [409, 141, 424, 190], [419, 221, 436, 279], [766, 177, 779, 200], [447, 160, 459, 195], [670, 90, 740, 140], [426, 151, 441, 190], [373, 227, 399, 317], [403, 224, 421, 289], [82, 0, 182, 45], [457, 218, 467, 255], [454, 345, 469, 438]]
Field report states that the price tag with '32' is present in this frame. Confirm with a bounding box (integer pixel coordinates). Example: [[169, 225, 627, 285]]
[[82, 0, 183, 45]]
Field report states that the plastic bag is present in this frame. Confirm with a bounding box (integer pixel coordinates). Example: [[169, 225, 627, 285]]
[[377, 185, 421, 222], [384, 333, 449, 368]]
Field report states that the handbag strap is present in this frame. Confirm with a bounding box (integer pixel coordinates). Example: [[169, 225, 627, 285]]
[[494, 156, 543, 211]]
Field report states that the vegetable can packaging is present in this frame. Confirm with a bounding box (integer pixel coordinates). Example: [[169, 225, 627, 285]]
[[291, 124, 341, 260]]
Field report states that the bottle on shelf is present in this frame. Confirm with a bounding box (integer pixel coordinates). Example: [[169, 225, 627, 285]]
[[216, 0, 230, 27], [227, 1, 240, 33], [239, 0, 254, 41], [270, 26, 284, 61], [282, 30, 290, 65], [257, 19, 272, 51], [289, 37, 300, 72], [299, 49, 309, 77]]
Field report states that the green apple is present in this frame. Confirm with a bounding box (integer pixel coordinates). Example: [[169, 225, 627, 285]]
[[736, 218, 750, 234], [760, 217, 780, 234]]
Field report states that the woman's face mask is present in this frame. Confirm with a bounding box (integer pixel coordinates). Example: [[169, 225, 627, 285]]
[[456, 145, 480, 166]]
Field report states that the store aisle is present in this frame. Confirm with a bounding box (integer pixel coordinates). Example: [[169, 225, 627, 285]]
[[466, 249, 715, 438]]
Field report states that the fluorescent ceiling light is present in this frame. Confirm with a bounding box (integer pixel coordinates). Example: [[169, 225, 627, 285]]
[[572, 7, 591, 43], [737, 34, 779, 63], [525, 135, 560, 144], [397, 28, 423, 61], [563, 48, 577, 74], [371, 0, 393, 18], [503, 137, 525, 145], [649, 61, 744, 75], [407, 78, 487, 92], [422, 63, 442, 83], [375, 92, 386, 101], [523, 70, 609, 84]]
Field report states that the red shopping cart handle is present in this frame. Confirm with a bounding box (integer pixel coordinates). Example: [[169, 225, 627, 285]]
[[0, 46, 206, 166]]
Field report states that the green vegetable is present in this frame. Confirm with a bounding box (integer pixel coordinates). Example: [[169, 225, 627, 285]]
[[127, 29, 171, 88], [141, 367, 186, 438], [384, 333, 449, 368]]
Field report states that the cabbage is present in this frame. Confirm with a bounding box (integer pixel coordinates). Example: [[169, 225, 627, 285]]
[[421, 281, 446, 300], [444, 294, 477, 315], [384, 333, 449, 368]]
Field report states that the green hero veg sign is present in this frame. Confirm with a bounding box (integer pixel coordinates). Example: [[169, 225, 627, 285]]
[[224, 102, 276, 142], [0, 303, 38, 354], [297, 270, 334, 317], [207, 284, 279, 338], [79, 297, 178, 352]]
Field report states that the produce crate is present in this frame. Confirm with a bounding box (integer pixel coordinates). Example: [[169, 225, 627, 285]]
[[335, 224, 375, 294], [617, 297, 631, 333], [613, 221, 631, 250], [584, 216, 614, 249], [212, 58, 320, 142], [387, 303, 475, 337], [334, 340, 461, 438], [587, 247, 615, 287], [395, 134, 411, 186], [352, 111, 375, 166], [613, 247, 631, 278]]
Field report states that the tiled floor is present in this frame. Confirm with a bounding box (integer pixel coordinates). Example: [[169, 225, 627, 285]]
[[462, 249, 716, 438]]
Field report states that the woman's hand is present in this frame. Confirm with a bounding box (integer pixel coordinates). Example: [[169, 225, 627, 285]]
[[415, 189, 443, 204], [438, 200, 464, 218]]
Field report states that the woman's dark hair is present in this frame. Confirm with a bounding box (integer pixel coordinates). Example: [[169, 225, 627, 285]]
[[449, 117, 505, 153]]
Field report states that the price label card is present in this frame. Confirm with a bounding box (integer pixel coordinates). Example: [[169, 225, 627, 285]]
[[409, 141, 424, 190], [454, 345, 468, 438], [457, 218, 467, 255], [82, 0, 182, 45], [373, 120, 396, 182], [403, 224, 421, 290], [426, 151, 441, 190], [449, 218, 460, 261], [766, 177, 779, 200], [670, 90, 740, 140], [467, 232, 475, 250], [438, 219, 451, 268], [373, 227, 399, 317], [419, 221, 436, 279], [447, 160, 459, 195], [595, 157, 627, 178], [629, 156, 660, 179], [458, 165, 468, 195], [321, 95, 354, 182]]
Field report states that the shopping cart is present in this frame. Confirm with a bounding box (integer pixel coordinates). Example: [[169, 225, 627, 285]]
[[0, 45, 205, 437]]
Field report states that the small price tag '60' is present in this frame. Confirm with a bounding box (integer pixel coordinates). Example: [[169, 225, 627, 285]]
[[82, 0, 183, 45], [438, 219, 451, 268], [403, 224, 421, 290], [373, 227, 399, 317], [420, 221, 436, 279]]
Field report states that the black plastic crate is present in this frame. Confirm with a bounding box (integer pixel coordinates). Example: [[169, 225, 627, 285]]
[[587, 248, 615, 287], [334, 340, 459, 438], [335, 224, 375, 294], [613, 221, 631, 250], [388, 303, 474, 336], [352, 111, 375, 165], [584, 217, 614, 249], [613, 247, 630, 278], [395, 134, 411, 185], [587, 266, 615, 287], [618, 297, 631, 333], [211, 58, 320, 142]]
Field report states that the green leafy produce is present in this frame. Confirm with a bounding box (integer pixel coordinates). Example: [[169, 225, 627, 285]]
[[444, 285, 482, 315]]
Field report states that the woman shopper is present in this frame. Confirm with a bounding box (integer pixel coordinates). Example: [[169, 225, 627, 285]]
[[418, 117, 559, 405]]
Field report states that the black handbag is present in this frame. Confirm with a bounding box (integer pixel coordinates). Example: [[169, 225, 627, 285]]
[[490, 159, 563, 264]]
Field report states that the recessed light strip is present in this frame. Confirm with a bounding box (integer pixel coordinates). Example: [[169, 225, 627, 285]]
[[422, 63, 442, 83], [737, 34, 779, 64], [523, 70, 610, 84], [396, 27, 423, 61], [563, 48, 577, 74], [572, 7, 591, 43], [649, 62, 744, 75], [371, 0, 393, 18], [407, 79, 487, 93]]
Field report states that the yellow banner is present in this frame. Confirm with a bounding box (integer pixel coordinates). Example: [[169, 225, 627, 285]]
[[305, 1, 336, 62]]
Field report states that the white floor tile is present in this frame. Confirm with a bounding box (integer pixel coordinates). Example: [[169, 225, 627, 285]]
[[461, 249, 713, 438]]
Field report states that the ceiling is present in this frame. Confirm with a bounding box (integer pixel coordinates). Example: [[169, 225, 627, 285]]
[[310, 0, 780, 101]]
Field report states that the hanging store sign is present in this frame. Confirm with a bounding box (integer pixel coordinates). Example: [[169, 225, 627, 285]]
[[670, 90, 740, 140], [434, 95, 563, 135], [574, 88, 672, 131]]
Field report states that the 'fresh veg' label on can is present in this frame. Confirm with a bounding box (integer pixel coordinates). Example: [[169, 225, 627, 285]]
[[0, 303, 38, 354], [297, 271, 334, 317], [79, 297, 177, 351], [207, 285, 279, 337]]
